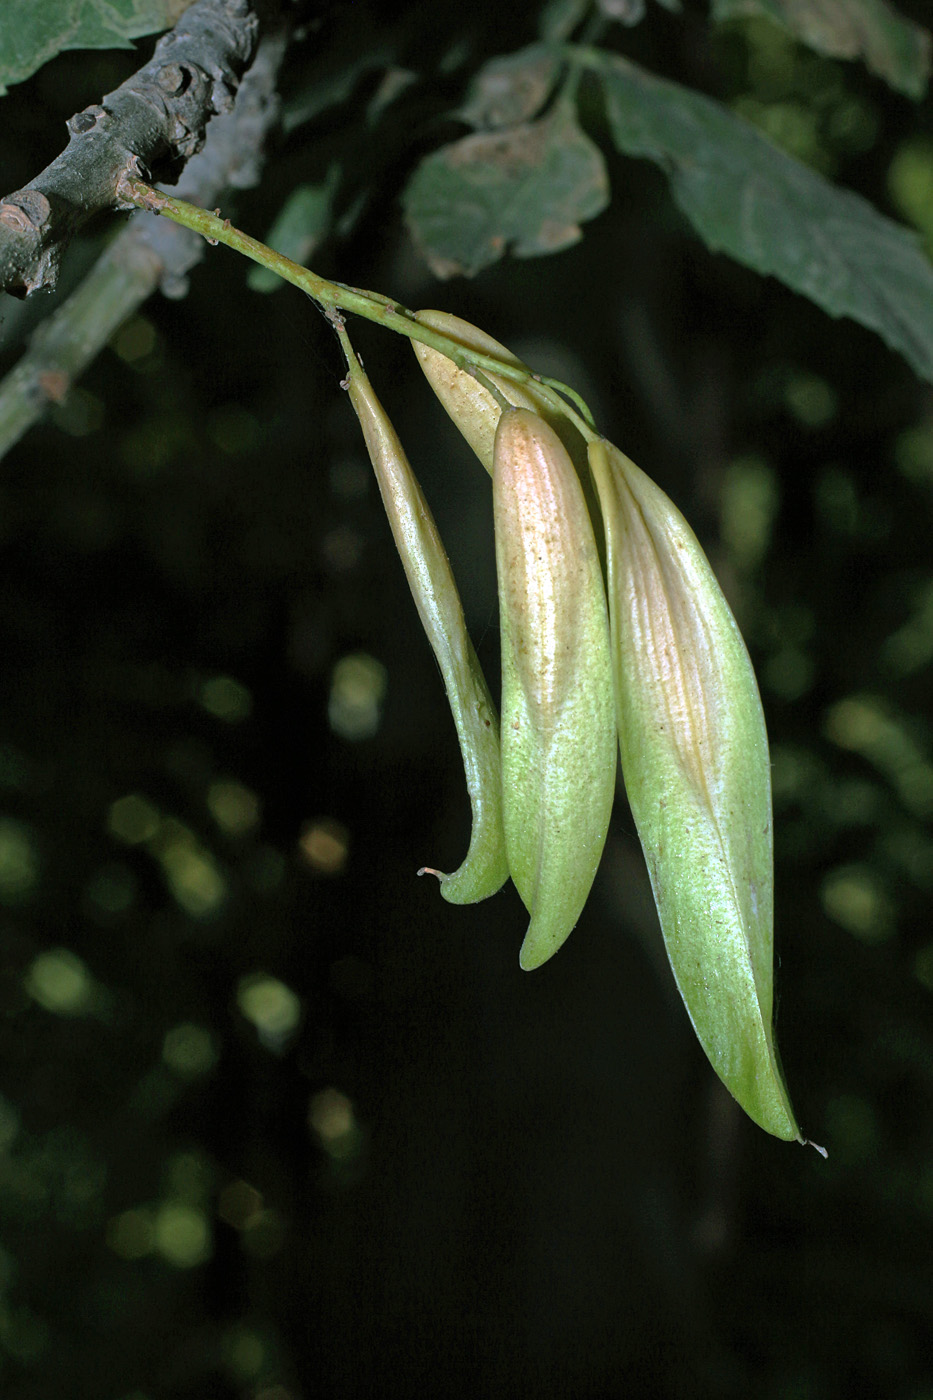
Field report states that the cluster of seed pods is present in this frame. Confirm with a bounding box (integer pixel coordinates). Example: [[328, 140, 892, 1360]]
[[341, 310, 803, 1144]]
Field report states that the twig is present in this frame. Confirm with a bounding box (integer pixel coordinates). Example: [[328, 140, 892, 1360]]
[[113, 181, 600, 436], [0, 0, 262, 297]]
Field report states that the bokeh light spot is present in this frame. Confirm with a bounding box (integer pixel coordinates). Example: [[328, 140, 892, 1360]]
[[224, 1327, 265, 1378], [207, 779, 261, 836], [108, 793, 161, 845], [320, 524, 364, 573], [25, 949, 95, 1016], [721, 454, 778, 572], [298, 817, 349, 873], [880, 580, 933, 678], [107, 1208, 155, 1260], [112, 315, 158, 363], [309, 1088, 364, 1163], [153, 1203, 211, 1268], [199, 675, 253, 723], [156, 823, 227, 918], [0, 818, 39, 904], [784, 371, 837, 428], [825, 695, 933, 817], [894, 424, 933, 486], [821, 865, 894, 943], [237, 974, 301, 1049], [328, 652, 387, 740], [162, 1023, 219, 1079], [888, 139, 933, 249], [218, 1180, 264, 1231]]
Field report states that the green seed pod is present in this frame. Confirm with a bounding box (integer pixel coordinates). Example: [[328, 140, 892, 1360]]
[[413, 309, 587, 477], [587, 437, 801, 1142], [346, 355, 508, 904], [494, 409, 616, 969]]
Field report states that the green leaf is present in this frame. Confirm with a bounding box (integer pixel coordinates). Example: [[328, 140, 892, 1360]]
[[711, 0, 931, 99], [459, 44, 560, 131], [592, 49, 933, 385], [598, 0, 647, 25], [539, 0, 590, 41], [403, 101, 610, 278], [0, 0, 191, 95], [282, 36, 396, 134]]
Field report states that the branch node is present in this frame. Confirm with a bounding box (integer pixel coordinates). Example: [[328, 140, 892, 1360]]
[[68, 106, 105, 136], [0, 192, 52, 233], [157, 63, 189, 95]]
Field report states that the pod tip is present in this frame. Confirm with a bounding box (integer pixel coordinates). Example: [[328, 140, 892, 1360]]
[[518, 939, 548, 972]]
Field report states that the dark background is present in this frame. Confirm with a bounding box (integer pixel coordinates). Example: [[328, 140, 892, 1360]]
[[1, 4, 932, 1397]]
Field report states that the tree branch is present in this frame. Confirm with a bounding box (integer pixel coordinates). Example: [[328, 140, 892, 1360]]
[[0, 26, 288, 461], [0, 0, 263, 298]]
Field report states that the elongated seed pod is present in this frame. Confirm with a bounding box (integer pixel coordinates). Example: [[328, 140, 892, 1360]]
[[587, 437, 800, 1142], [413, 310, 589, 478], [494, 409, 616, 969], [346, 357, 508, 904]]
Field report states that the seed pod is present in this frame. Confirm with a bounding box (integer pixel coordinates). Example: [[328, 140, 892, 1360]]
[[413, 310, 588, 477], [494, 409, 616, 969], [587, 437, 800, 1142], [346, 356, 508, 904]]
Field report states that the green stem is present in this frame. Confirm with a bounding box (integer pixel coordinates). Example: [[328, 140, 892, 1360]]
[[117, 176, 597, 439], [556, 11, 608, 106], [331, 313, 358, 377]]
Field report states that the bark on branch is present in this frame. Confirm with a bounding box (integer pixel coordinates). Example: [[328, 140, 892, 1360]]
[[0, 24, 288, 460], [0, 0, 262, 298]]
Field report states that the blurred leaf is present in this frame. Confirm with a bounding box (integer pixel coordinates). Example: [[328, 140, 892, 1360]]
[[598, 0, 647, 24], [403, 100, 609, 278], [247, 168, 341, 293], [459, 44, 559, 129], [540, 0, 680, 34], [0, 0, 193, 95], [366, 66, 418, 122], [711, 0, 931, 98], [539, 0, 590, 40], [594, 50, 933, 384], [282, 27, 397, 133]]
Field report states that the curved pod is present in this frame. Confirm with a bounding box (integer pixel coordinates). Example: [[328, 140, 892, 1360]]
[[347, 358, 508, 904]]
